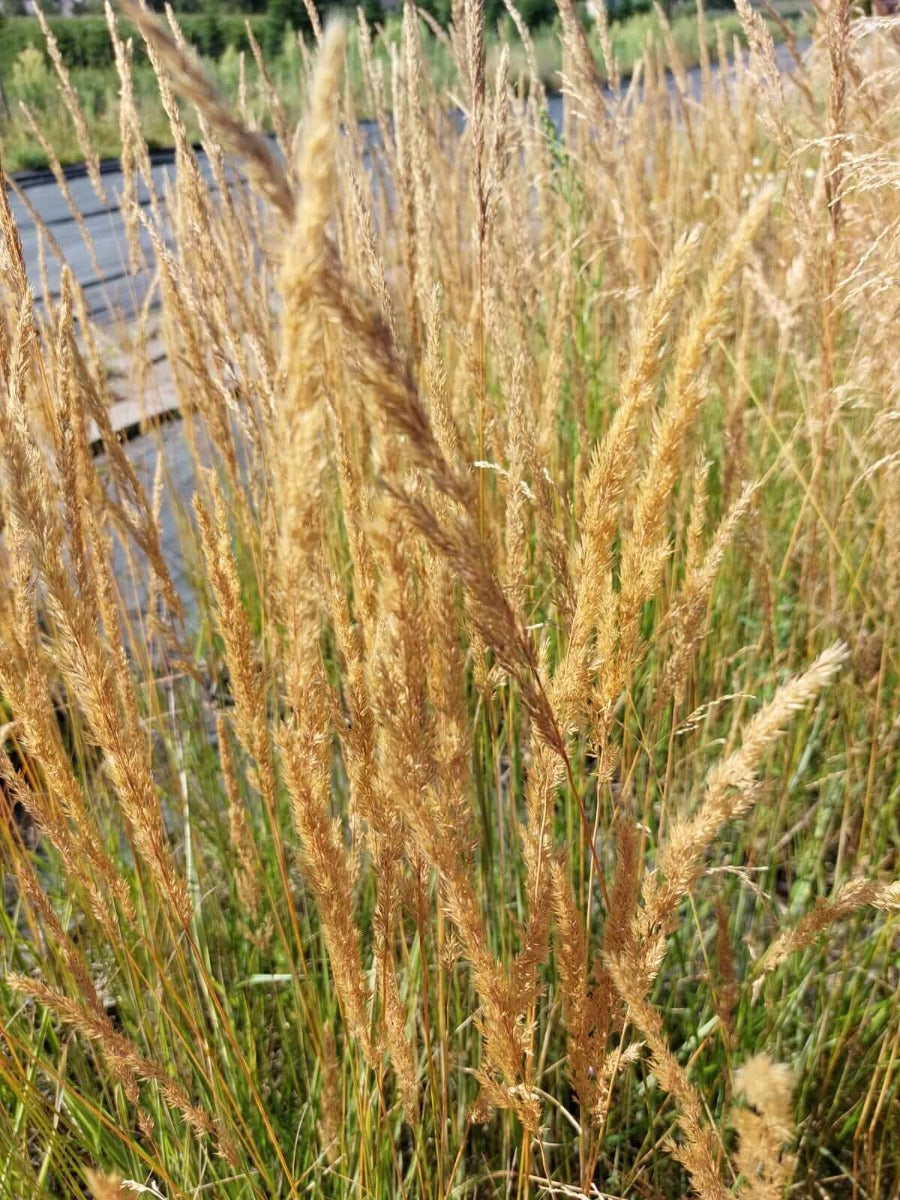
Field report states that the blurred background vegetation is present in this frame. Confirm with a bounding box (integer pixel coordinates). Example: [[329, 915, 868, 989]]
[[0, 0, 808, 171]]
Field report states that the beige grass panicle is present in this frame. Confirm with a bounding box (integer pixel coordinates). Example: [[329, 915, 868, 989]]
[[0, 4, 896, 1196]]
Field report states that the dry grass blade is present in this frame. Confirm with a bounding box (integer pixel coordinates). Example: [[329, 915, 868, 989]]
[[117, 0, 294, 218]]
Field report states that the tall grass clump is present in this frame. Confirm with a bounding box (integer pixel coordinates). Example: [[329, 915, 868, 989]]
[[0, 1, 897, 1197]]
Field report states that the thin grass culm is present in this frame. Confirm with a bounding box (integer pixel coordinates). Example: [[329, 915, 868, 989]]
[[0, 2, 897, 1198]]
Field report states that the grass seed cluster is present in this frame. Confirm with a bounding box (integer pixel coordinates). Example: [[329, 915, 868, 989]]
[[0, 2, 898, 1198]]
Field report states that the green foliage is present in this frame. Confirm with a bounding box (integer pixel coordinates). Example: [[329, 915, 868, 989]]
[[516, 0, 560, 26], [9, 44, 52, 108], [359, 0, 385, 28], [266, 0, 304, 25], [417, 0, 454, 26], [265, 0, 332, 35], [0, 14, 272, 76]]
